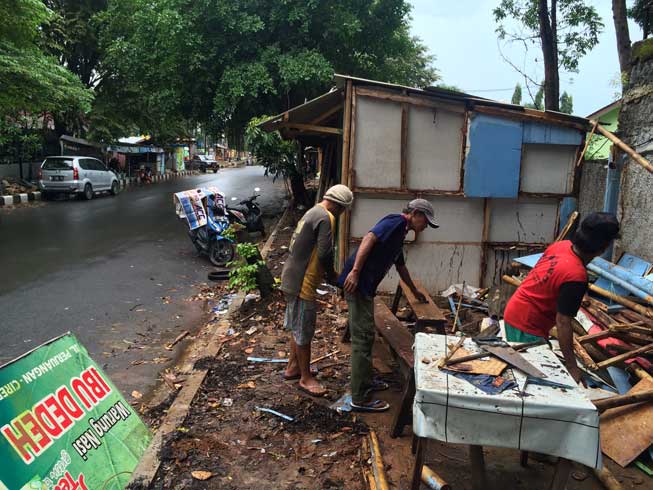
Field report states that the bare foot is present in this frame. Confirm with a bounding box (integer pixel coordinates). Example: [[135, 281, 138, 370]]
[[298, 376, 327, 396]]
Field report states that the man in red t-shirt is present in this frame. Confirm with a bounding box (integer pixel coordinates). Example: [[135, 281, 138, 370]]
[[504, 212, 620, 384]]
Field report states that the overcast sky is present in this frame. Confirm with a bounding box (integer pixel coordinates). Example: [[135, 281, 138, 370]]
[[408, 0, 641, 116]]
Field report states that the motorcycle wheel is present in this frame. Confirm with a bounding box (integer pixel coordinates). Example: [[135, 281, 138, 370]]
[[209, 240, 235, 267]]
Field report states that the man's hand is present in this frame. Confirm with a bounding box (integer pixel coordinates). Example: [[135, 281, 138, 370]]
[[343, 270, 359, 294], [567, 364, 587, 387], [413, 289, 427, 303]]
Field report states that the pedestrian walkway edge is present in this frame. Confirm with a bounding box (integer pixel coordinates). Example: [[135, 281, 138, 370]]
[[126, 205, 291, 489], [0, 171, 199, 207]]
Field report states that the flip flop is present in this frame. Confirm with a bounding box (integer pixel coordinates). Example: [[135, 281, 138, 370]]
[[282, 367, 319, 381], [298, 384, 327, 397], [350, 399, 390, 412]]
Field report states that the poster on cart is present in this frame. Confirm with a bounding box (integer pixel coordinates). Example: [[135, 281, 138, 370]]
[[0, 333, 151, 490]]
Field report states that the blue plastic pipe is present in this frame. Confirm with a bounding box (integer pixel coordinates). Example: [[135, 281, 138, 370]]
[[588, 257, 653, 304], [601, 152, 625, 260]]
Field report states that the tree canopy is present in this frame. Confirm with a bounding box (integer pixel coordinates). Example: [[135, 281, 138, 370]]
[[494, 0, 603, 110], [97, 0, 438, 145], [0, 0, 92, 117]]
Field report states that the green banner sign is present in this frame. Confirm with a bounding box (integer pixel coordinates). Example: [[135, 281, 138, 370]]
[[0, 333, 151, 490]]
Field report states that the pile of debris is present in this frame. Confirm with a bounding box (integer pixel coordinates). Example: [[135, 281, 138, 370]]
[[506, 250, 653, 476], [1, 177, 37, 195]]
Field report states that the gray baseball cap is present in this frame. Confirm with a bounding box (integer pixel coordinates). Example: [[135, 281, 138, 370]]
[[408, 198, 439, 228]]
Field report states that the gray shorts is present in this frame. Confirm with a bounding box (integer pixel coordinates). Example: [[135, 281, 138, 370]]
[[284, 294, 317, 346]]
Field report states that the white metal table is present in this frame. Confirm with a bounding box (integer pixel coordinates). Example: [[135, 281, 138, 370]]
[[411, 333, 601, 489]]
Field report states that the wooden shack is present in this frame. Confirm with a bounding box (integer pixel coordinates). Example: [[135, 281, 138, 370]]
[[261, 75, 590, 293]]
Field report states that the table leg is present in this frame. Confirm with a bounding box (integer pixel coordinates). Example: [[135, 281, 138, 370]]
[[549, 458, 572, 490], [469, 445, 487, 490], [391, 372, 415, 438], [411, 437, 426, 490], [391, 283, 403, 315], [520, 450, 529, 467]]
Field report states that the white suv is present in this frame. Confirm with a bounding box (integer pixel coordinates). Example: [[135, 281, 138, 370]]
[[38, 156, 120, 200]]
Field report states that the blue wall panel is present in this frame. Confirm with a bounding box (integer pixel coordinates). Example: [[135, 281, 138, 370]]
[[464, 114, 522, 198], [523, 121, 583, 145]]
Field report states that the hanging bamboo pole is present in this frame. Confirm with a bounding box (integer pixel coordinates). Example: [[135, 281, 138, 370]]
[[591, 120, 653, 174]]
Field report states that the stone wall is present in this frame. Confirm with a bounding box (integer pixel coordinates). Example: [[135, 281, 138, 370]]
[[578, 160, 607, 218], [614, 38, 653, 262]]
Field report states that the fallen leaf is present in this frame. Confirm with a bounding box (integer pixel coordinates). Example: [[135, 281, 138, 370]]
[[131, 390, 143, 399], [237, 381, 256, 389], [191, 470, 213, 481], [245, 347, 254, 354]]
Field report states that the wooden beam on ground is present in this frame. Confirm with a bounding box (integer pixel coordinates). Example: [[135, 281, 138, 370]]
[[279, 123, 343, 135], [400, 280, 447, 327], [595, 343, 653, 369], [591, 120, 653, 174], [593, 390, 653, 412]]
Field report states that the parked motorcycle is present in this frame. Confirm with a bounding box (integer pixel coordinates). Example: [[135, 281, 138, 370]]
[[175, 187, 235, 266], [227, 187, 265, 236]]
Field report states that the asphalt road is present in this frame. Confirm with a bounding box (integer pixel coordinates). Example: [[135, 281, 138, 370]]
[[0, 165, 285, 397]]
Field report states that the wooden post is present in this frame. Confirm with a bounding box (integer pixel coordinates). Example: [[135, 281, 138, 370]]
[[469, 445, 487, 490], [548, 458, 572, 490], [591, 120, 653, 174], [573, 336, 599, 370], [338, 80, 353, 271], [411, 437, 426, 490], [554, 210, 579, 242]]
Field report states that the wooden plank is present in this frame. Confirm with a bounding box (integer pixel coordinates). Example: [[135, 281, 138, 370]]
[[595, 343, 653, 369], [473, 105, 588, 131], [355, 86, 465, 113], [601, 378, 653, 467], [279, 122, 343, 135], [444, 347, 507, 376], [400, 279, 447, 325], [374, 298, 414, 366]]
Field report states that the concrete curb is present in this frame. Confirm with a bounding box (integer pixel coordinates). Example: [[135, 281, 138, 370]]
[[127, 205, 291, 489], [0, 171, 199, 207]]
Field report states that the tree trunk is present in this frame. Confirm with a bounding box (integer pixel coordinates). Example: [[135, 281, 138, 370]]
[[288, 171, 310, 208], [612, 0, 632, 87], [539, 0, 560, 111]]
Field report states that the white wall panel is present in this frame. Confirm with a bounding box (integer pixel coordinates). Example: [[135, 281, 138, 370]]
[[406, 106, 464, 191], [488, 198, 559, 243], [520, 144, 576, 194], [350, 196, 484, 242], [374, 243, 482, 294], [352, 97, 401, 188]]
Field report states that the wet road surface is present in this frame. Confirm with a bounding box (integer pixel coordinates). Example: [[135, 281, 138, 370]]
[[0, 166, 285, 397]]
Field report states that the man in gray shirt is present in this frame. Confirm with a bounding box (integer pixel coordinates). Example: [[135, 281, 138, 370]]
[[280, 185, 353, 396]]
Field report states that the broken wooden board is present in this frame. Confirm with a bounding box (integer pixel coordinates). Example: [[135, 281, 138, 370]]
[[374, 298, 414, 367], [400, 279, 446, 325], [481, 344, 547, 378], [444, 347, 507, 376], [601, 377, 653, 467]]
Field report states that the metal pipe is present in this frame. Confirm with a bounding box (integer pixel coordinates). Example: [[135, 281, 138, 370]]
[[591, 256, 653, 298], [587, 263, 653, 305]]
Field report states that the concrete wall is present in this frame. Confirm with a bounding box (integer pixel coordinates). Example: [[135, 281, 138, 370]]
[[0, 162, 41, 180], [578, 160, 607, 218], [614, 39, 653, 262]]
